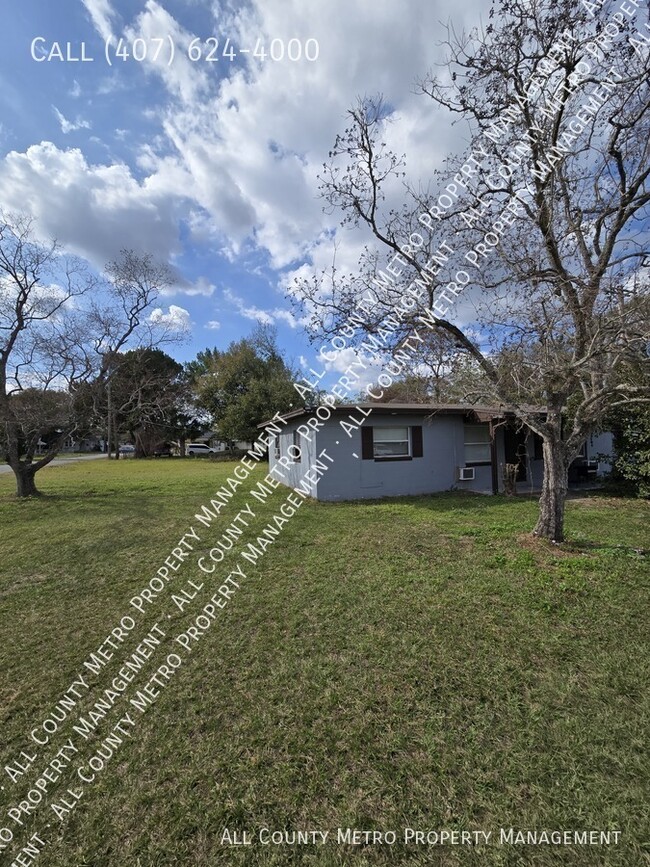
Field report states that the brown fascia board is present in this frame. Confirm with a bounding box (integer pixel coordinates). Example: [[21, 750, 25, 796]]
[[258, 403, 547, 428]]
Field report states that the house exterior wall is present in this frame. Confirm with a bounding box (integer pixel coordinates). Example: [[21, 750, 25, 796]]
[[586, 431, 614, 475], [217, 440, 251, 452], [270, 411, 504, 501], [271, 424, 320, 497], [61, 437, 102, 453], [267, 408, 614, 501], [316, 412, 466, 500]]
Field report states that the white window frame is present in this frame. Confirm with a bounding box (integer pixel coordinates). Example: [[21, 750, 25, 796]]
[[464, 424, 491, 464], [373, 426, 411, 459]]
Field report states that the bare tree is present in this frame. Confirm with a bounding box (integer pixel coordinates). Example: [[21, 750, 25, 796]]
[[397, 328, 462, 401], [296, 0, 650, 541], [0, 215, 96, 496], [89, 250, 180, 459], [0, 217, 187, 496]]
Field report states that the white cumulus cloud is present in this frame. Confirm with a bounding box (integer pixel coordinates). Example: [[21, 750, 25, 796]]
[[149, 304, 191, 331], [0, 142, 187, 272]]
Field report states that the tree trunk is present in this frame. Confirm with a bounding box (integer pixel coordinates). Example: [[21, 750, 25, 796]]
[[134, 430, 145, 459], [534, 437, 569, 542], [113, 411, 120, 460], [13, 463, 40, 498], [106, 380, 113, 459]]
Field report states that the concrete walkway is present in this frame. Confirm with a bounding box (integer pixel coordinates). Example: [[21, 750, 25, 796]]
[[0, 454, 106, 474]]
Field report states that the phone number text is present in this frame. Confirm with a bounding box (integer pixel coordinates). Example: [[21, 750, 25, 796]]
[[30, 37, 320, 65]]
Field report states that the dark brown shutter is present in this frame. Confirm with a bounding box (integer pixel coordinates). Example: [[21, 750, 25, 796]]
[[412, 425, 423, 458], [361, 426, 374, 460]]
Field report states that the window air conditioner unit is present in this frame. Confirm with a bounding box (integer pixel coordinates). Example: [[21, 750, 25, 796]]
[[458, 466, 475, 481]]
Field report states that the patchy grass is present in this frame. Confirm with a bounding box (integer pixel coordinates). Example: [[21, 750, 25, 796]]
[[0, 460, 648, 866]]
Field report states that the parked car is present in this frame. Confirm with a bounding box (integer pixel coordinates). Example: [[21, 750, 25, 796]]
[[152, 444, 173, 457], [186, 443, 215, 456], [118, 443, 135, 455]]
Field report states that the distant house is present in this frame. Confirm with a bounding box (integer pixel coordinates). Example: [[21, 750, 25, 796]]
[[259, 403, 613, 501], [195, 430, 250, 452], [36, 434, 103, 454]]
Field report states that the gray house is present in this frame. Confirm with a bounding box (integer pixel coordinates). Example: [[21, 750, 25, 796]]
[[260, 403, 613, 501]]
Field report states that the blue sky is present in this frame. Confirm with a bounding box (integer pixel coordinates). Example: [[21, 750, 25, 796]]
[[0, 0, 477, 386]]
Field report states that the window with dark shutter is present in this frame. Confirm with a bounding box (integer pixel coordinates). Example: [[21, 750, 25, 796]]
[[361, 426, 374, 459], [412, 425, 423, 458]]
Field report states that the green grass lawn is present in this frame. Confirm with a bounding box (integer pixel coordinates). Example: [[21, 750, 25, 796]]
[[0, 460, 648, 866]]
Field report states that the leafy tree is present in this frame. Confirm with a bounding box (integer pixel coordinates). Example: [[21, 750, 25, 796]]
[[296, 0, 650, 541], [168, 408, 205, 458], [608, 403, 650, 496], [106, 349, 183, 457], [193, 325, 302, 444], [184, 347, 221, 383], [606, 352, 650, 496]]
